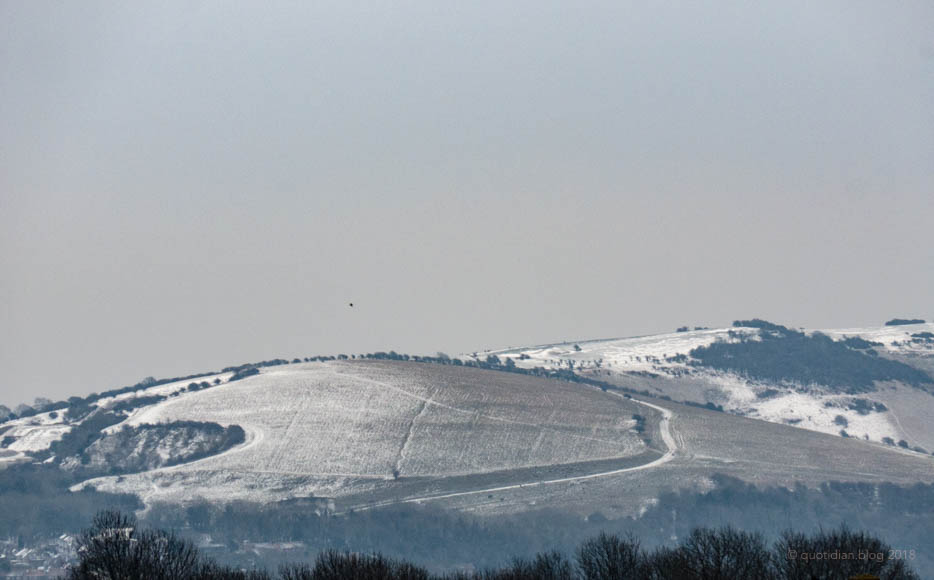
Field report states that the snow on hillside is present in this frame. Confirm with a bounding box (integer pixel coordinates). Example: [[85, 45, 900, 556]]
[[818, 322, 934, 354], [489, 328, 756, 374], [94, 372, 233, 409], [1, 410, 72, 453], [745, 392, 897, 442], [481, 324, 934, 447], [486, 323, 934, 374], [0, 373, 235, 456], [78, 360, 649, 505]]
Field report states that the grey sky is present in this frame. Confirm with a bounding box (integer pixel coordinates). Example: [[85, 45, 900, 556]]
[[2, 1, 932, 406]]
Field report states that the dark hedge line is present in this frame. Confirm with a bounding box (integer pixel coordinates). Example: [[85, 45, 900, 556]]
[[64, 510, 919, 579], [885, 318, 926, 326]]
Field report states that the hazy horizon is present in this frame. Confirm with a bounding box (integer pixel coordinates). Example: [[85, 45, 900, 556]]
[[6, 315, 934, 407], [2, 1, 933, 406]]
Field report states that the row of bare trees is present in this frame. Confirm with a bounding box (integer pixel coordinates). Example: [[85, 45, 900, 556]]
[[65, 510, 919, 579]]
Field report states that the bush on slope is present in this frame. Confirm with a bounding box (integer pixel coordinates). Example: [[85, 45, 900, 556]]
[[689, 321, 932, 392]]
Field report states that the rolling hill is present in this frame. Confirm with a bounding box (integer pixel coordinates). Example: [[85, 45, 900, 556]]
[[3, 322, 933, 520], [73, 361, 654, 507], [484, 320, 934, 451]]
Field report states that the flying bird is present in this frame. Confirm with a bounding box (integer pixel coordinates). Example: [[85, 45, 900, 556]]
[[349, 302, 354, 308]]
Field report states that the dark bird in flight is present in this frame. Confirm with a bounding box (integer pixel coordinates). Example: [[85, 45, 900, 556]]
[[349, 302, 354, 307]]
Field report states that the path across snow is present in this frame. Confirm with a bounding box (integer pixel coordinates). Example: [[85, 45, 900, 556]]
[[342, 394, 678, 513]]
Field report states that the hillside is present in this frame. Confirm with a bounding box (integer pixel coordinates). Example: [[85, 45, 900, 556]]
[[59, 361, 930, 522], [2, 325, 934, 520], [3, 354, 932, 519], [3, 341, 934, 575], [65, 361, 653, 507], [485, 321, 934, 450]]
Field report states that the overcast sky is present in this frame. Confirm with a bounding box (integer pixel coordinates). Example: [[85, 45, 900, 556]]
[[2, 1, 932, 406]]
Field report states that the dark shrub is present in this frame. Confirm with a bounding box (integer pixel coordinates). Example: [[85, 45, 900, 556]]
[[301, 549, 430, 580], [483, 550, 573, 580], [885, 318, 925, 326], [229, 367, 260, 382], [841, 336, 883, 349], [691, 327, 931, 392]]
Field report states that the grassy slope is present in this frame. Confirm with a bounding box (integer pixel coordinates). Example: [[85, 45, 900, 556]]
[[72, 360, 934, 520], [77, 361, 650, 505]]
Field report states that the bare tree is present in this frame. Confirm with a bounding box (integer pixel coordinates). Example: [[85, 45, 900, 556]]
[[294, 549, 430, 580], [650, 526, 773, 579], [67, 510, 201, 580], [576, 532, 648, 579], [774, 525, 919, 580], [481, 551, 574, 580]]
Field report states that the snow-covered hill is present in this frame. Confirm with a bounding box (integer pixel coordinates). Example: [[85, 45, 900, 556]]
[[2, 322, 933, 517], [70, 360, 652, 506], [0, 372, 232, 468], [482, 321, 934, 450], [57, 358, 934, 518]]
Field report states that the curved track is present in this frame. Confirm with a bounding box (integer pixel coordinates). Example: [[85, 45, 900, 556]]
[[343, 394, 678, 513]]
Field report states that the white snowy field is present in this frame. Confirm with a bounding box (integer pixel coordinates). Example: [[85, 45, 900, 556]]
[[488, 327, 754, 374], [480, 323, 934, 447], [1, 409, 72, 454], [0, 372, 234, 461], [94, 371, 233, 410], [5, 321, 932, 512], [818, 322, 934, 354], [77, 360, 649, 504], [486, 323, 934, 374]]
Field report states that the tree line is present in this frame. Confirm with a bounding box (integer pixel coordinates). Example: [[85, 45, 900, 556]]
[[688, 320, 932, 392], [65, 510, 919, 579]]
